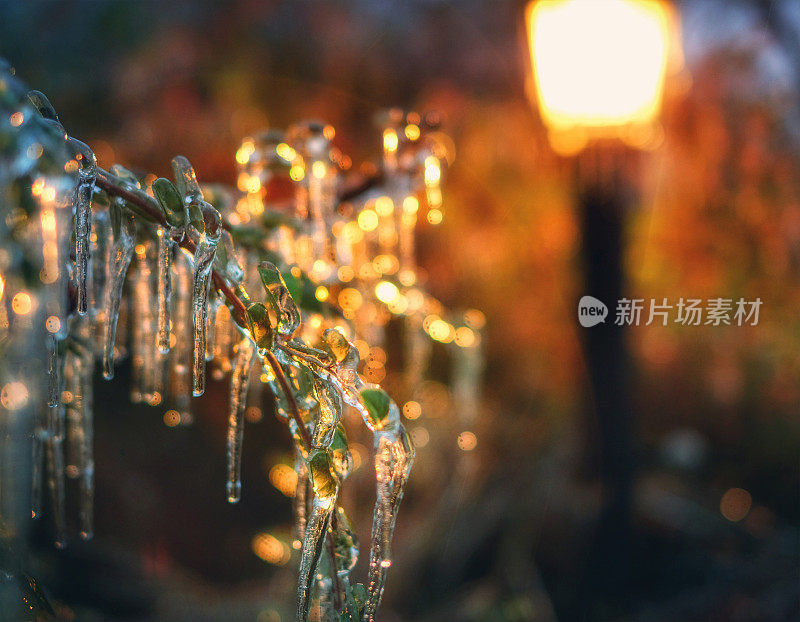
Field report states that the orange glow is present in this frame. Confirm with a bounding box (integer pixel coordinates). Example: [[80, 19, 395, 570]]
[[383, 128, 398, 153], [457, 431, 478, 451], [163, 410, 180, 427], [427, 208, 443, 225], [45, 315, 61, 334], [375, 196, 394, 216], [404, 124, 420, 141], [269, 463, 298, 497], [11, 292, 33, 315], [358, 209, 379, 232], [1, 381, 29, 410], [251, 532, 291, 565], [526, 0, 676, 153], [403, 401, 422, 420], [720, 488, 752, 522], [375, 280, 399, 304]]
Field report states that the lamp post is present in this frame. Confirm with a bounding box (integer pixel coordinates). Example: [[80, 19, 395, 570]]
[[525, 0, 680, 613]]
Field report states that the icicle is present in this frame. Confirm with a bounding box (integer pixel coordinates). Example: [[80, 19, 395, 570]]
[[102, 206, 136, 380], [45, 399, 67, 548], [171, 250, 193, 421], [191, 205, 221, 396], [297, 450, 339, 622], [47, 335, 60, 408], [43, 336, 67, 545], [170, 154, 222, 397], [205, 295, 219, 362], [131, 242, 156, 403], [77, 342, 95, 540], [332, 387, 413, 622], [363, 425, 413, 622], [68, 138, 98, 316], [293, 452, 309, 550], [156, 227, 173, 353], [31, 410, 44, 520], [226, 337, 255, 503], [90, 210, 111, 353], [330, 507, 360, 619], [65, 323, 95, 540]]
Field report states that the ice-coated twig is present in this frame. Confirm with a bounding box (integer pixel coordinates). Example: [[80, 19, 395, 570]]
[[102, 205, 136, 380], [226, 336, 255, 503], [68, 138, 98, 316]]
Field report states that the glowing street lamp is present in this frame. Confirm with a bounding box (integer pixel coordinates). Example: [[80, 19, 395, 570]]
[[526, 0, 680, 154], [525, 0, 684, 609]]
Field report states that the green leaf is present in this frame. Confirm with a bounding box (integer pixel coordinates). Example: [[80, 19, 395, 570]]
[[308, 450, 338, 499], [187, 202, 205, 233], [360, 388, 390, 426], [109, 164, 139, 187], [26, 90, 59, 122], [152, 177, 186, 228], [245, 302, 273, 350]]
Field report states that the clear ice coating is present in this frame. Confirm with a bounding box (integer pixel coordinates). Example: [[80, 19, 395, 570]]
[[363, 425, 413, 622], [311, 373, 342, 449], [90, 210, 111, 352], [102, 205, 136, 380], [156, 227, 173, 354], [191, 207, 220, 396], [6, 84, 442, 622], [170, 155, 223, 398], [257, 261, 301, 337], [226, 337, 255, 503], [67, 138, 98, 316], [297, 450, 339, 622]]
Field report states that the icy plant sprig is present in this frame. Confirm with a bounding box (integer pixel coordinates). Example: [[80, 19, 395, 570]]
[[15, 80, 414, 621]]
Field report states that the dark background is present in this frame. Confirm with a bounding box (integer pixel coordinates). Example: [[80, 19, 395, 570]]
[[2, 1, 799, 620]]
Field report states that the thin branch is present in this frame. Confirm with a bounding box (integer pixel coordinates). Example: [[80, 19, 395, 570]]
[[264, 350, 313, 450], [95, 169, 310, 448]]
